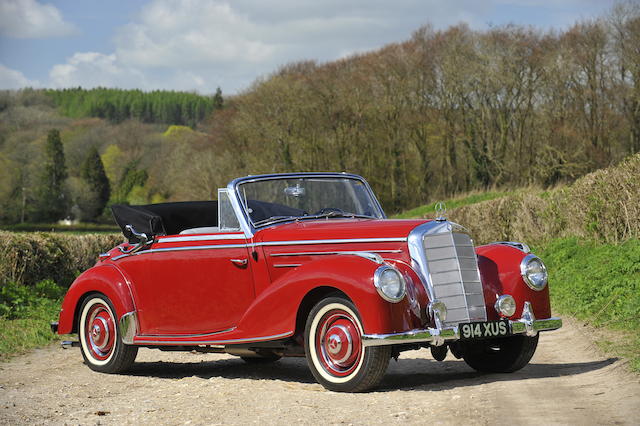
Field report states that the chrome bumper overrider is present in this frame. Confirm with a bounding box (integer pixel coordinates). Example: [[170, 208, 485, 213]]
[[362, 317, 562, 347]]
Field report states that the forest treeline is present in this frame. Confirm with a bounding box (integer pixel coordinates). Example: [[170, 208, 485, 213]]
[[218, 3, 640, 211], [0, 2, 639, 224], [44, 87, 223, 126]]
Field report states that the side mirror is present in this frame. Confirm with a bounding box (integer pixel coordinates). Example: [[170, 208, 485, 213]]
[[119, 224, 150, 254]]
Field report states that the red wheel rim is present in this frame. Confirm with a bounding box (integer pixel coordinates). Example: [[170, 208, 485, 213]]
[[315, 309, 363, 377], [84, 303, 116, 361]]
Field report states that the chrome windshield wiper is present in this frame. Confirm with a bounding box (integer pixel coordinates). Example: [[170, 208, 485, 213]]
[[252, 215, 299, 227], [306, 212, 376, 220]]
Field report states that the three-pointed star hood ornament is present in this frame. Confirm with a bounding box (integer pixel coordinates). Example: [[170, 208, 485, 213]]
[[435, 201, 447, 222]]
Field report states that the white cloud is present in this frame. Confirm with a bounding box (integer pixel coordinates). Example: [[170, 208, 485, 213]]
[[0, 0, 77, 39], [42, 0, 608, 93], [49, 52, 147, 89], [114, 1, 276, 68], [0, 63, 40, 88]]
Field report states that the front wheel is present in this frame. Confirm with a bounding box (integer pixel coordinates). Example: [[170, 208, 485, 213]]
[[305, 297, 390, 392], [462, 334, 539, 373], [78, 294, 138, 373]]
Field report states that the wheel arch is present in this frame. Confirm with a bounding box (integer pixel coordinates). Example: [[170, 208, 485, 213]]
[[294, 286, 351, 339], [57, 264, 136, 335]]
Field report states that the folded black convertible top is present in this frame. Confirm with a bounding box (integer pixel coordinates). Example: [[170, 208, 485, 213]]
[[111, 201, 218, 243]]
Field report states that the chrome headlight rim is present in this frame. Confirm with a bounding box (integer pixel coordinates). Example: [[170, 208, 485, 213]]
[[373, 265, 406, 303], [520, 254, 548, 291]]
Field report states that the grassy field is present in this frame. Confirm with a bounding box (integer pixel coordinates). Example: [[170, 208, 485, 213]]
[[0, 280, 65, 360], [536, 238, 640, 371], [392, 190, 511, 219]]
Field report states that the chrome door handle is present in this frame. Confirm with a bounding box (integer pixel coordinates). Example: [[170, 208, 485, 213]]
[[230, 258, 248, 267]]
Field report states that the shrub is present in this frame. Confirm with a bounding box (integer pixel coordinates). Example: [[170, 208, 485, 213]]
[[444, 153, 640, 245], [0, 231, 123, 289], [0, 280, 64, 319]]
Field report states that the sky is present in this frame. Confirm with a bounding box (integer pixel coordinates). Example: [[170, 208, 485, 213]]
[[0, 0, 622, 95]]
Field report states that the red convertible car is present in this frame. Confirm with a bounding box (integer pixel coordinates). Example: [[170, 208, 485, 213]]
[[53, 172, 561, 392]]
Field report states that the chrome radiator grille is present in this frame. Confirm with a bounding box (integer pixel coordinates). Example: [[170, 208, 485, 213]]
[[423, 231, 487, 327]]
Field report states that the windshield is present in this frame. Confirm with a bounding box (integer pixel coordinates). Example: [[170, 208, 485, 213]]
[[236, 176, 385, 227]]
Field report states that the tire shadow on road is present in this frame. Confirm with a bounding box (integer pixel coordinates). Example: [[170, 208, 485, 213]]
[[378, 356, 619, 392], [122, 353, 617, 391], [126, 356, 317, 384]]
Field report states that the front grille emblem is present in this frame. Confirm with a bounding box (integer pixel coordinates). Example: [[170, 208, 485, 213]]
[[435, 202, 447, 222]]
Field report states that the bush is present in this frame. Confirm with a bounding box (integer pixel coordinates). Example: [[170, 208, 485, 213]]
[[444, 153, 640, 245], [0, 231, 123, 289], [0, 280, 64, 319]]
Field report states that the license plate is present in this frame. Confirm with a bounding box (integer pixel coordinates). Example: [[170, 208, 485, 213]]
[[459, 320, 511, 340]]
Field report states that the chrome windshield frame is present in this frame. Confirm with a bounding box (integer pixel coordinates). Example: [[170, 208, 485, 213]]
[[227, 172, 386, 237]]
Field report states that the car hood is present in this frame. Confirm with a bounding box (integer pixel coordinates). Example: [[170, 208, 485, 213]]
[[254, 218, 430, 243]]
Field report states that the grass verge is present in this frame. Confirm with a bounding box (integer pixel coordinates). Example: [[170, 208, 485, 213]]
[[0, 280, 64, 360], [535, 237, 640, 371], [0, 302, 62, 360], [392, 190, 511, 219]]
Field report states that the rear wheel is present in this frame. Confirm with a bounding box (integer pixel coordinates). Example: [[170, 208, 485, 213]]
[[305, 297, 390, 392], [78, 294, 138, 373], [462, 334, 539, 373]]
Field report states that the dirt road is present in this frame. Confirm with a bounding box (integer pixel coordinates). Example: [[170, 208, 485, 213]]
[[1, 317, 638, 425]]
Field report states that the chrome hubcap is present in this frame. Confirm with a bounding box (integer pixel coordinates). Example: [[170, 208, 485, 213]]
[[84, 303, 115, 361], [327, 334, 342, 355]]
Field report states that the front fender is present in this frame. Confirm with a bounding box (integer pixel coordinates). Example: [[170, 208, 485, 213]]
[[235, 256, 420, 338], [57, 264, 136, 334], [476, 244, 551, 320]]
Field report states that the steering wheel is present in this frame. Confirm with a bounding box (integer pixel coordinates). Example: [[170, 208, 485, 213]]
[[314, 207, 346, 216]]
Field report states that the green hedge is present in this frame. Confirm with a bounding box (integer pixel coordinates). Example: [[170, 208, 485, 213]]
[[0, 231, 123, 288], [443, 153, 640, 245]]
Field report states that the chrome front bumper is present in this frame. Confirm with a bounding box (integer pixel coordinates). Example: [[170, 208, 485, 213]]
[[362, 312, 562, 348]]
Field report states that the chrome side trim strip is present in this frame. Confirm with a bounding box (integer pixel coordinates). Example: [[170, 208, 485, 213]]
[[134, 331, 293, 346], [159, 234, 246, 243], [119, 311, 138, 345], [137, 327, 236, 339], [112, 238, 407, 261], [270, 249, 402, 257], [112, 243, 250, 260], [258, 237, 406, 247], [273, 264, 302, 268]]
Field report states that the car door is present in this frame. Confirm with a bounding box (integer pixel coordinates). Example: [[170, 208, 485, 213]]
[[133, 232, 255, 336]]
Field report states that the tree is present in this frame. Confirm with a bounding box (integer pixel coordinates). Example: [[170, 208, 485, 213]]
[[213, 87, 224, 109], [34, 129, 68, 222], [80, 146, 110, 220], [112, 160, 148, 204]]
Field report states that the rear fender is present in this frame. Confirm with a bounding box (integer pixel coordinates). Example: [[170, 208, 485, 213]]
[[57, 264, 136, 334], [235, 256, 416, 338], [476, 244, 551, 320]]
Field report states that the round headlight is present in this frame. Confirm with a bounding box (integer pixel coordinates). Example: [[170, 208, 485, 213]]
[[373, 265, 406, 303], [495, 294, 516, 317], [520, 254, 548, 291]]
